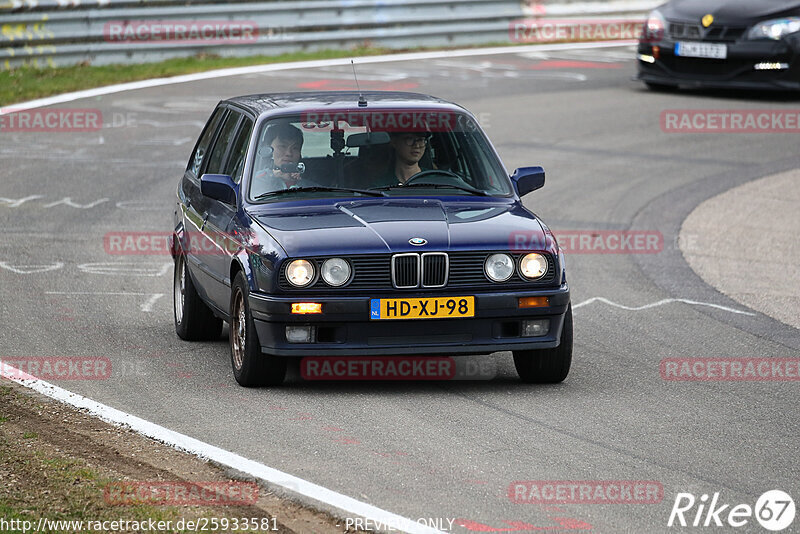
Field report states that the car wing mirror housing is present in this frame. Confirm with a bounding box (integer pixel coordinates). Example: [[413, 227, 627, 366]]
[[511, 166, 545, 197], [200, 174, 238, 205]]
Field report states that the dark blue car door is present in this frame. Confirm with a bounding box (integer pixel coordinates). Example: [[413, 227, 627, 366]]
[[204, 112, 254, 310], [180, 106, 226, 310], [188, 108, 245, 312]]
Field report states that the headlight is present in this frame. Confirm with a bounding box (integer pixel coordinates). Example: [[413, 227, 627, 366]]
[[485, 254, 515, 282], [748, 17, 800, 40], [286, 259, 314, 287], [643, 10, 666, 42], [321, 258, 351, 286], [520, 253, 548, 280]]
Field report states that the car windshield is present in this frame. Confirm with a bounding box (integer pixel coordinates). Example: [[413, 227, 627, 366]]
[[247, 109, 513, 202]]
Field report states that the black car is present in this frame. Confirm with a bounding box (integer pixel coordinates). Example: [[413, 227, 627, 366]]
[[171, 91, 571, 386], [637, 0, 800, 91]]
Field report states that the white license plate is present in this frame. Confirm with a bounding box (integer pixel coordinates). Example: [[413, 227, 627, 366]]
[[675, 41, 727, 59]]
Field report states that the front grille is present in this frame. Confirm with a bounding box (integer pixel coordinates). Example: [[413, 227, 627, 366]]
[[668, 22, 746, 43], [390, 253, 448, 289], [422, 253, 448, 288], [392, 254, 419, 288], [278, 251, 558, 292]]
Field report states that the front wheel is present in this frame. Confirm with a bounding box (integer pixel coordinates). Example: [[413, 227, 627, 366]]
[[230, 272, 287, 387], [513, 305, 572, 384]]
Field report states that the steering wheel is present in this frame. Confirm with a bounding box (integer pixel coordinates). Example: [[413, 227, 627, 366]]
[[403, 169, 462, 185]]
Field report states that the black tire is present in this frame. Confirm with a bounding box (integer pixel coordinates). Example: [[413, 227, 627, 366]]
[[513, 305, 573, 384], [645, 81, 678, 93], [173, 254, 223, 341], [229, 272, 287, 387]]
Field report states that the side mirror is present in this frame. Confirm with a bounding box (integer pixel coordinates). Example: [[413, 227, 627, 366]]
[[510, 167, 545, 197], [200, 174, 238, 205]]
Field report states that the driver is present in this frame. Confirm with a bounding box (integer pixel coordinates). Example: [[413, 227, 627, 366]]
[[373, 131, 432, 187], [252, 123, 316, 196]]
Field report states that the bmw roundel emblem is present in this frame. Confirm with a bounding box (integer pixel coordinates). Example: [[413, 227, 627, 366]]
[[409, 237, 427, 246]]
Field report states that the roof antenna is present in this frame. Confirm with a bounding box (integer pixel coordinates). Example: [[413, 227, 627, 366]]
[[351, 60, 368, 107]]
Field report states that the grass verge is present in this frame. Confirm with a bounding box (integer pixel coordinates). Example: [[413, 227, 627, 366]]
[[0, 47, 394, 107]]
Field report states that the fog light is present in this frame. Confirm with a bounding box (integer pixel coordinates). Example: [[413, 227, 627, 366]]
[[522, 319, 550, 337], [286, 326, 315, 343], [638, 54, 656, 64]]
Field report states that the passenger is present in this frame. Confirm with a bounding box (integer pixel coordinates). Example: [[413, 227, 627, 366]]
[[252, 123, 316, 196]]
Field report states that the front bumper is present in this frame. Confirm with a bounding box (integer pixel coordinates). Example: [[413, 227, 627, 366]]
[[248, 284, 570, 356], [636, 39, 800, 91]]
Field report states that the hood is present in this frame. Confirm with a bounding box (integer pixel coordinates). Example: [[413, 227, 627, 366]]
[[662, 0, 800, 24], [248, 198, 547, 257]]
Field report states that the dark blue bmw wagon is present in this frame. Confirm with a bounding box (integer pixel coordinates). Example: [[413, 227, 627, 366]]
[[172, 91, 571, 386]]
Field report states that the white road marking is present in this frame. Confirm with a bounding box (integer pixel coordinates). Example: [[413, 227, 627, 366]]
[[141, 293, 165, 312], [0, 262, 64, 274], [45, 291, 166, 312], [0, 195, 44, 207], [3, 369, 446, 534], [76, 262, 172, 277], [42, 197, 109, 209], [573, 297, 756, 316]]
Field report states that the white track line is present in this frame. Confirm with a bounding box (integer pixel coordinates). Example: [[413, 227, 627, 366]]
[[573, 297, 756, 316], [4, 40, 639, 533], [3, 367, 445, 534], [0, 40, 636, 115]]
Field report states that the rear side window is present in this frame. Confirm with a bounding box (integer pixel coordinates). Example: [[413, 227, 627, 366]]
[[188, 108, 225, 176], [224, 117, 254, 183], [204, 111, 241, 176]]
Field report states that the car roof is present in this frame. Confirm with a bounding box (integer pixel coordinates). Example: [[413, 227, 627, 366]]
[[224, 91, 466, 116]]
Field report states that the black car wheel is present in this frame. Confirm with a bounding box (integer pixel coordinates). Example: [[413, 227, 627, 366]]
[[229, 272, 287, 387], [173, 254, 222, 341], [513, 305, 572, 384]]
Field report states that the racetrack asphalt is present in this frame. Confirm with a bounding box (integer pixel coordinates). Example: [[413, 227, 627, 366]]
[[1, 44, 799, 533], [681, 169, 800, 331]]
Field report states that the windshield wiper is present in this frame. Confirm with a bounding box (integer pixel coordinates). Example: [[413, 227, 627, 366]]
[[370, 183, 489, 196], [255, 186, 386, 200]]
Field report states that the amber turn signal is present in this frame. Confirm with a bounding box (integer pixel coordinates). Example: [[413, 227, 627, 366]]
[[291, 302, 322, 314], [518, 296, 549, 308]]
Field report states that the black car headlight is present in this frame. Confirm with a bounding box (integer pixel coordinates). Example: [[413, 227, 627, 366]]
[[321, 258, 351, 286], [748, 17, 800, 40], [643, 9, 666, 42], [286, 259, 315, 287]]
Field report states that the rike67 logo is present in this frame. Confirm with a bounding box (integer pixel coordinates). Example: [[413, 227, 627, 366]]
[[668, 490, 795, 531]]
